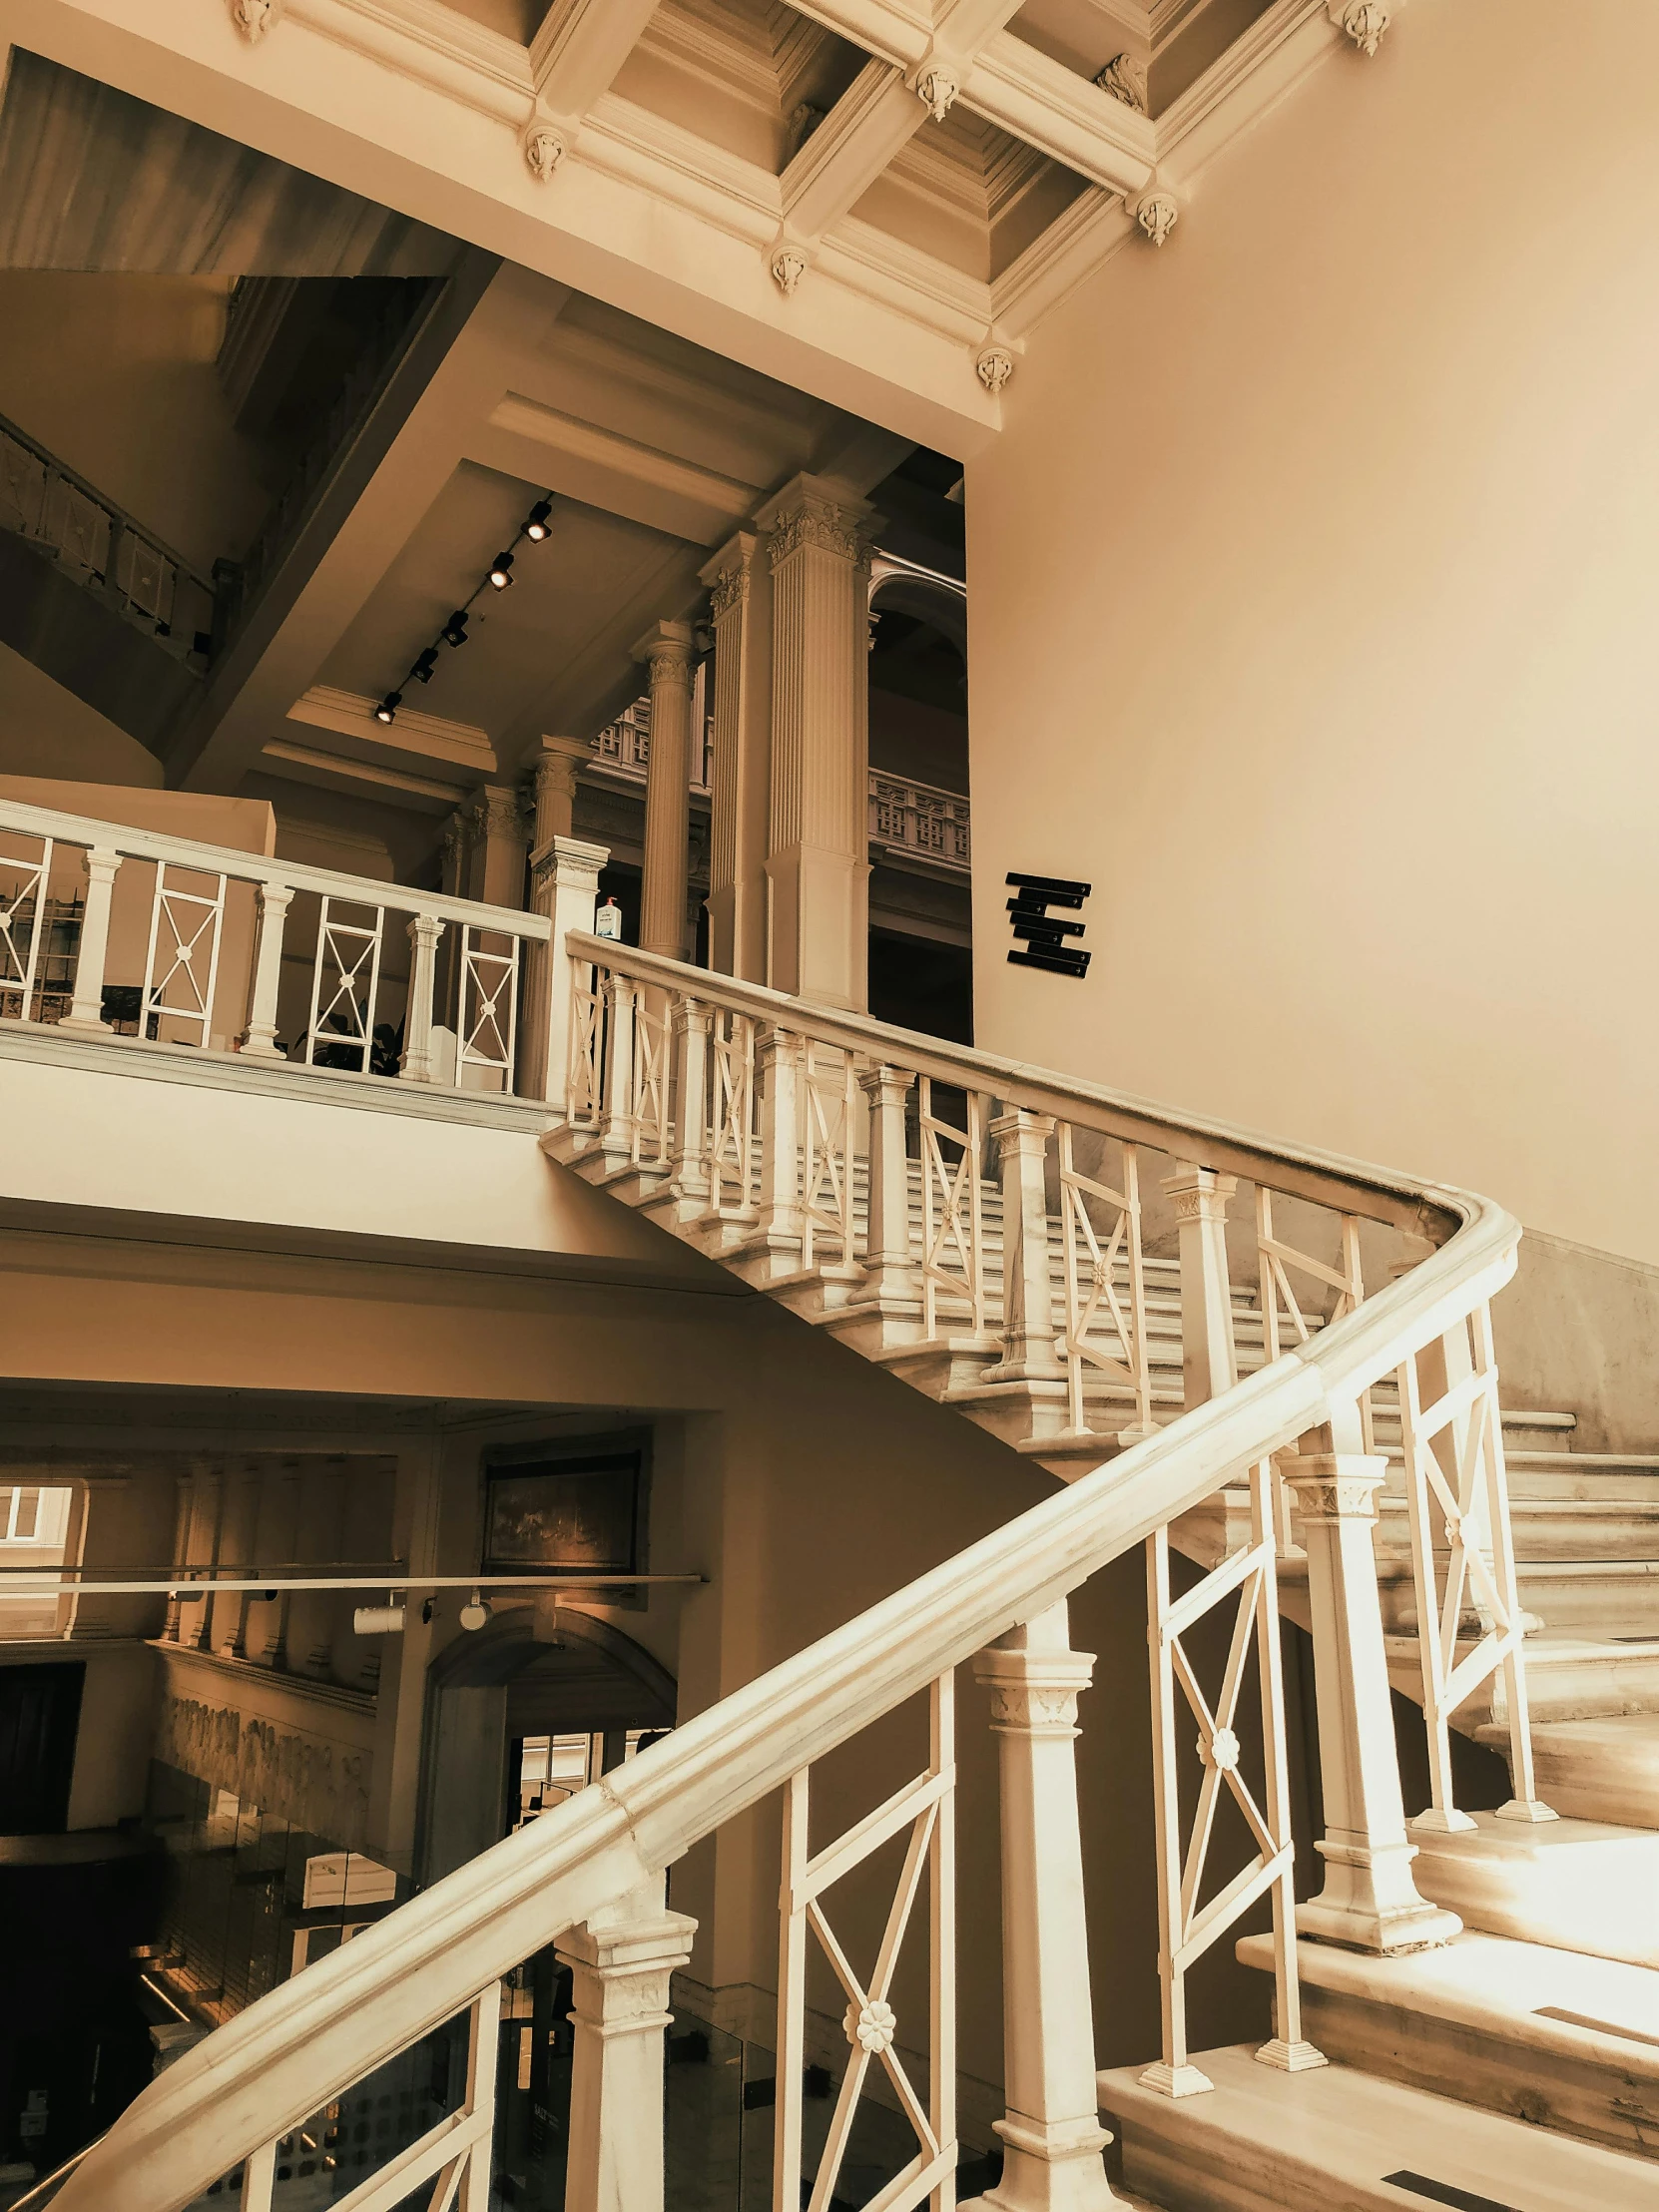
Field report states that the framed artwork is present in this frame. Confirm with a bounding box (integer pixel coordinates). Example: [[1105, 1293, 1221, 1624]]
[[481, 1430, 649, 1579]]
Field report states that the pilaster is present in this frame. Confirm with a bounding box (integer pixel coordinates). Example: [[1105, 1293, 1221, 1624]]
[[700, 531, 773, 982]]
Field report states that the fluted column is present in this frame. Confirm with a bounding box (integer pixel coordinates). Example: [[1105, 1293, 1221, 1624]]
[[466, 785, 532, 910], [756, 473, 877, 1010], [528, 734, 593, 848], [634, 621, 697, 961], [700, 531, 773, 982]]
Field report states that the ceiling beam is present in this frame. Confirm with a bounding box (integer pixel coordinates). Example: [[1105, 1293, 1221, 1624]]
[[530, 0, 660, 123]]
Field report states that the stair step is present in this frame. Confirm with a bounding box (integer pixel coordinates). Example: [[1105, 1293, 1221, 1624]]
[[1098, 2042, 1655, 2211], [1236, 1930, 1659, 2163], [1409, 1808, 1659, 1970], [1509, 1713, 1659, 1828]]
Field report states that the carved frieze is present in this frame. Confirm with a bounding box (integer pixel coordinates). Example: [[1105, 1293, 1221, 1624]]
[[156, 1685, 371, 1847]]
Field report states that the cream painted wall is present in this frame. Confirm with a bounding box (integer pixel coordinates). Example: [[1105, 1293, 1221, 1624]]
[[0, 644, 166, 788], [965, 0, 1659, 1264], [0, 273, 272, 572]]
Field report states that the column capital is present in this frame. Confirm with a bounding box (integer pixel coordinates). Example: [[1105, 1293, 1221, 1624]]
[[1159, 1162, 1238, 1223], [1278, 1451, 1388, 1522], [754, 472, 878, 566], [630, 617, 697, 674], [531, 732, 593, 782], [532, 832, 610, 891], [989, 1105, 1056, 1148], [857, 1061, 914, 1105], [973, 1644, 1096, 1737], [698, 529, 760, 618]]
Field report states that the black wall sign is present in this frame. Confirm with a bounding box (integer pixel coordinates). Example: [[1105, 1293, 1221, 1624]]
[[1006, 872, 1091, 978]]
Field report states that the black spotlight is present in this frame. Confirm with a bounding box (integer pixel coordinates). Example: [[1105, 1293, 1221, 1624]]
[[487, 551, 515, 590], [374, 691, 401, 725], [442, 610, 469, 648], [412, 648, 439, 685], [525, 499, 553, 541]]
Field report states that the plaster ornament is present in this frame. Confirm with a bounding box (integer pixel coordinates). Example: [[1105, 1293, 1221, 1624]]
[[1095, 53, 1148, 113], [1333, 0, 1391, 53], [844, 1998, 897, 2053], [913, 65, 960, 124], [975, 343, 1015, 395], [770, 245, 809, 296], [1202, 1726, 1242, 1774], [230, 0, 282, 41], [523, 124, 567, 183], [1135, 190, 1179, 248], [787, 102, 826, 159]]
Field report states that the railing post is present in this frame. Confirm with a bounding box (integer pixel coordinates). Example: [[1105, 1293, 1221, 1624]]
[[858, 1063, 921, 1310], [1160, 1165, 1238, 1408], [1280, 1424, 1462, 1955], [399, 912, 446, 1083], [57, 843, 122, 1036], [667, 995, 713, 1223], [969, 1604, 1118, 2212], [531, 833, 607, 1114], [600, 973, 638, 1173], [752, 1022, 805, 1262], [986, 1110, 1064, 1381], [557, 1877, 698, 2212], [238, 881, 294, 1059]]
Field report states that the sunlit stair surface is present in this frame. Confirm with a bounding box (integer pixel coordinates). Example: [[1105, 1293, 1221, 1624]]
[[1098, 2043, 1658, 2211]]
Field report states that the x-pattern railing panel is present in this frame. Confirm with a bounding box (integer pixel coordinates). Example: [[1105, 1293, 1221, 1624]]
[[917, 1078, 987, 1340], [457, 926, 519, 1086], [1056, 1126, 1153, 1438], [0, 833, 49, 1017], [1143, 1459, 1321, 2097], [306, 897, 384, 1072], [705, 1006, 757, 1215], [777, 1673, 956, 2212], [1257, 1187, 1375, 1447], [800, 1039, 857, 1270], [567, 957, 603, 1129], [142, 865, 228, 1045], [1396, 1301, 1552, 1828], [630, 989, 672, 1167]]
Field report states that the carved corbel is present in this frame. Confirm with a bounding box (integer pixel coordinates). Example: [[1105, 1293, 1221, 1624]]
[[975, 342, 1016, 396], [522, 120, 568, 182], [1329, 0, 1392, 54], [1095, 53, 1148, 113], [1133, 187, 1180, 248], [769, 239, 811, 296], [911, 62, 961, 124], [229, 0, 283, 41]]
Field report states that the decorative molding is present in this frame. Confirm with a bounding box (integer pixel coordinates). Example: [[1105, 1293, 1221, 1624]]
[[975, 341, 1014, 395], [765, 498, 863, 568], [1330, 0, 1391, 55], [522, 121, 567, 181], [230, 0, 284, 41], [844, 1996, 897, 2053], [770, 242, 810, 294], [1095, 53, 1148, 113], [1134, 187, 1180, 246], [707, 564, 749, 621], [911, 63, 960, 123]]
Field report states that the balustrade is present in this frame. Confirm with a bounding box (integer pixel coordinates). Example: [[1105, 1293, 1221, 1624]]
[[868, 774, 971, 872], [0, 798, 569, 1102], [49, 923, 1548, 2212]]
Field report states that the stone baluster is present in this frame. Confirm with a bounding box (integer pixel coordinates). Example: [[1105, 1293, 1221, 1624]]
[[969, 1605, 1117, 2212], [530, 834, 607, 1116], [700, 531, 772, 982], [666, 996, 713, 1225], [240, 881, 294, 1059], [400, 914, 446, 1083], [857, 1064, 920, 1312], [1280, 1411, 1461, 1954], [985, 1110, 1064, 1382], [557, 1878, 698, 2212], [599, 971, 638, 1173], [1161, 1164, 1238, 1408], [634, 621, 697, 963], [59, 844, 123, 1036]]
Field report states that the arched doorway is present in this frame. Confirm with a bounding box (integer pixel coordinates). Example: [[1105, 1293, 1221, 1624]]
[[418, 1606, 676, 1884]]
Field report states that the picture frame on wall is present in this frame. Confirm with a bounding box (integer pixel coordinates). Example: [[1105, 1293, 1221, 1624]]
[[480, 1429, 650, 1587]]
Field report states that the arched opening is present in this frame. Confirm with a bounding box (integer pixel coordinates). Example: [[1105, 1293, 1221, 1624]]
[[867, 560, 972, 1043], [418, 1606, 676, 1885]]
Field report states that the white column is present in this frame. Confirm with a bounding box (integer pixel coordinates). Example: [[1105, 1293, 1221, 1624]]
[[634, 620, 697, 962], [528, 734, 594, 848], [666, 996, 713, 1224], [59, 843, 122, 1035], [1161, 1164, 1238, 1408], [701, 531, 773, 982], [1281, 1447, 1462, 1954], [857, 1064, 920, 1310], [239, 881, 294, 1058], [970, 1605, 1118, 2212], [756, 473, 876, 1009], [400, 914, 445, 1083], [526, 834, 606, 1114], [557, 1877, 698, 2212], [986, 1109, 1064, 1382], [466, 785, 532, 909]]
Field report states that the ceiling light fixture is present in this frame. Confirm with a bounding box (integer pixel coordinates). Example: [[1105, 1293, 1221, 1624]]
[[525, 498, 553, 541], [374, 692, 400, 724], [487, 551, 515, 590], [412, 648, 439, 684], [369, 490, 552, 716], [442, 610, 470, 649]]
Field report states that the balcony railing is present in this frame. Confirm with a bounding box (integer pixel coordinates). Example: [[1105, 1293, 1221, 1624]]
[[868, 772, 970, 871], [590, 697, 714, 796], [0, 411, 217, 663], [0, 799, 559, 1101]]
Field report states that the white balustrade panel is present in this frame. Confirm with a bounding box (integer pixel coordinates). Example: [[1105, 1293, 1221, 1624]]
[[0, 799, 550, 1098]]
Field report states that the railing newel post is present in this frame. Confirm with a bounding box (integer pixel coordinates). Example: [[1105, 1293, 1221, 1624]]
[[240, 880, 295, 1059], [984, 1108, 1063, 1382], [530, 834, 607, 1115], [399, 911, 445, 1083], [1161, 1163, 1238, 1409], [57, 842, 122, 1036]]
